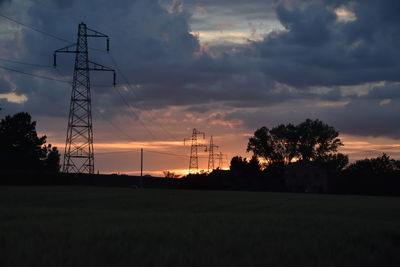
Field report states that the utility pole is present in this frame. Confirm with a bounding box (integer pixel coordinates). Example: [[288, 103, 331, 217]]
[[184, 128, 207, 174], [207, 135, 219, 172], [140, 148, 143, 188], [54, 22, 116, 174], [141, 148, 143, 177]]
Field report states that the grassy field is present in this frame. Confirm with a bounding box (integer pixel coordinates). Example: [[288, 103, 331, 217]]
[[0, 186, 399, 266]]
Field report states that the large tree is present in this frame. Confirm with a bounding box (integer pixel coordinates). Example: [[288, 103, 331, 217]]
[[247, 119, 345, 166], [0, 112, 60, 172], [246, 124, 298, 165]]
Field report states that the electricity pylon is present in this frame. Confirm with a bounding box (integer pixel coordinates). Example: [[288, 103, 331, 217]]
[[184, 128, 206, 174], [217, 152, 228, 169], [207, 135, 219, 172], [54, 22, 116, 174]]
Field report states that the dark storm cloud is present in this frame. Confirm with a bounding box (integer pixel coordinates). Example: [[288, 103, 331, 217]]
[[187, 0, 279, 46], [0, 0, 201, 116], [323, 99, 400, 138], [0, 76, 12, 94], [253, 0, 400, 87], [0, 0, 10, 6], [2, 0, 400, 105], [31, 0, 76, 9], [223, 96, 400, 139], [187, 0, 275, 19], [357, 83, 400, 101]]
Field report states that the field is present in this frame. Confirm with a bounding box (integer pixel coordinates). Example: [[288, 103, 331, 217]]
[[0, 186, 400, 266]]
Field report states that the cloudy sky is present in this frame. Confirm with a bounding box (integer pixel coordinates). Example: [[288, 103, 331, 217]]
[[1, 0, 400, 175]]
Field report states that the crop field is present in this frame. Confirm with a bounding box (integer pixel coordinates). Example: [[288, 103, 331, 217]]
[[0, 186, 399, 266]]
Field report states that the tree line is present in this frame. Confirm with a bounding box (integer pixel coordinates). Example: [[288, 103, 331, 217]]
[[184, 119, 400, 196], [1, 112, 399, 195]]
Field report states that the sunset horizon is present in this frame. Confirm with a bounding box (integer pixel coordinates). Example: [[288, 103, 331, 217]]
[[1, 0, 400, 175]]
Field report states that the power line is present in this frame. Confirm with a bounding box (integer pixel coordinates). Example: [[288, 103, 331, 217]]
[[0, 13, 70, 43], [0, 12, 172, 143], [112, 86, 160, 141], [108, 53, 179, 141], [96, 150, 138, 155], [96, 149, 208, 159], [150, 150, 208, 159], [96, 150, 184, 158], [0, 17, 145, 144], [93, 108, 138, 142], [0, 65, 71, 84], [93, 112, 195, 159], [0, 62, 116, 87], [0, 65, 191, 163], [0, 62, 111, 87], [108, 55, 163, 140], [0, 12, 191, 162], [0, 28, 159, 145], [0, 57, 52, 68], [0, 13, 108, 53], [145, 150, 190, 159], [93, 111, 200, 159]]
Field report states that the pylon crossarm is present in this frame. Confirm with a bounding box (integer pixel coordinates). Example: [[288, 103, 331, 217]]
[[53, 43, 77, 67], [86, 61, 114, 72], [198, 144, 207, 151], [86, 61, 116, 85], [85, 27, 110, 51], [196, 131, 205, 139], [86, 28, 108, 38], [55, 43, 77, 53]]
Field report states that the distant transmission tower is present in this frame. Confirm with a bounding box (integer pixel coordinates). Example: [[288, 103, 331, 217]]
[[184, 128, 206, 174], [217, 152, 228, 169], [54, 22, 116, 174], [207, 135, 219, 172]]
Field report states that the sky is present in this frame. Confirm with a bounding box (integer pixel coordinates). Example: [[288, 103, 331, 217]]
[[1, 0, 400, 176]]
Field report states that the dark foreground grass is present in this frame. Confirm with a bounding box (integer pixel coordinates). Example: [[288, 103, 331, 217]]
[[0, 186, 400, 267]]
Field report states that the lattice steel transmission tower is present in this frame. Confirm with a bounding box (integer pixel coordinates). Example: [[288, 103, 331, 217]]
[[207, 135, 219, 172], [184, 128, 206, 174], [54, 22, 116, 174], [217, 152, 228, 169]]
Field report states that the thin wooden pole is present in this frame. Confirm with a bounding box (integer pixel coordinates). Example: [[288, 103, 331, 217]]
[[140, 148, 143, 188]]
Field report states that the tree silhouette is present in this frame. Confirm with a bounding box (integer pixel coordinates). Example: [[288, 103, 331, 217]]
[[296, 119, 343, 161], [44, 144, 61, 173], [248, 155, 262, 173], [230, 156, 249, 172], [230, 155, 262, 176], [320, 153, 349, 171], [246, 124, 298, 165], [346, 154, 400, 175], [338, 154, 400, 195], [163, 171, 181, 178], [0, 112, 60, 172], [247, 119, 344, 166]]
